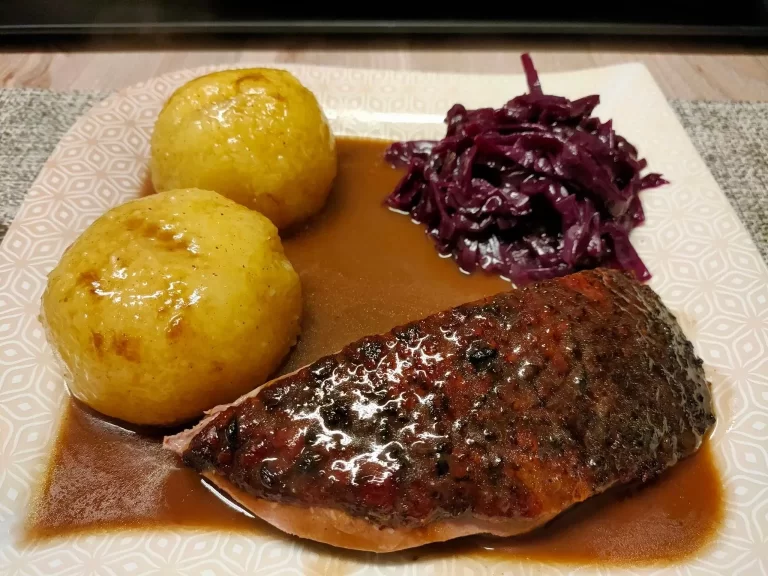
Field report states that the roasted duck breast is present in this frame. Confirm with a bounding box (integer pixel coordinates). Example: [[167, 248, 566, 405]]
[[165, 268, 714, 552]]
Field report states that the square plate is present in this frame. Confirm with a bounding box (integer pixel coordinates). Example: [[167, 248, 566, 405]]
[[1, 63, 767, 576]]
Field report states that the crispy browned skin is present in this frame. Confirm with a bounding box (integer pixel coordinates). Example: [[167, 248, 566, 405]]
[[169, 269, 714, 535]]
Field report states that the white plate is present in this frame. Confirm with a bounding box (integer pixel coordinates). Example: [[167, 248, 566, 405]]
[[1, 63, 767, 576]]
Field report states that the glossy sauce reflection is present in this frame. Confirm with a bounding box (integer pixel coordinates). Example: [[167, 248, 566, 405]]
[[24, 138, 723, 566]]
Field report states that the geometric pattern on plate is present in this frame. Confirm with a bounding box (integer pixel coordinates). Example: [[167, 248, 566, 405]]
[[0, 62, 767, 575]]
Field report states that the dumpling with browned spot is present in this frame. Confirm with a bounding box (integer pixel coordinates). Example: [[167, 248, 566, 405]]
[[151, 68, 337, 230], [41, 188, 302, 426]]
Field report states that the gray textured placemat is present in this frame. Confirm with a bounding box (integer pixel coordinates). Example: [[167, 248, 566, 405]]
[[0, 89, 108, 239], [673, 101, 768, 265], [0, 89, 766, 264]]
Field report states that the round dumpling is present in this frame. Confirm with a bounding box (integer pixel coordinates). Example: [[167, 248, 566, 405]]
[[151, 68, 337, 230], [41, 188, 302, 426]]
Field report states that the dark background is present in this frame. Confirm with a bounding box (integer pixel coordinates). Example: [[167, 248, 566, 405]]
[[2, 1, 768, 37]]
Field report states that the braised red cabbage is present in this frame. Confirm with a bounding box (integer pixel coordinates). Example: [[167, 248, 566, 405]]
[[384, 54, 666, 283]]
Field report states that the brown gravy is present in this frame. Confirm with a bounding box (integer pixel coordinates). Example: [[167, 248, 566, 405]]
[[24, 137, 723, 566]]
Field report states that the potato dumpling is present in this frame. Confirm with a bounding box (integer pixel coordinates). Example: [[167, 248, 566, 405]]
[[41, 188, 302, 426], [150, 68, 337, 230]]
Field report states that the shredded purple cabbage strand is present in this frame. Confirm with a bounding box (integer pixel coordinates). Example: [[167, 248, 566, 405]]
[[384, 54, 667, 283]]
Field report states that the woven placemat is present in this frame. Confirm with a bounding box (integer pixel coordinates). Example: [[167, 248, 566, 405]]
[[0, 90, 108, 239], [1, 89, 766, 264]]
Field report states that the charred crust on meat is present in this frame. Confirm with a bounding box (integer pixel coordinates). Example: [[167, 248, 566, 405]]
[[436, 455, 450, 476], [487, 454, 503, 469], [259, 464, 279, 489], [321, 402, 350, 429], [309, 357, 337, 381], [517, 361, 540, 382], [225, 415, 238, 449], [479, 302, 502, 317], [297, 450, 323, 473], [466, 340, 497, 370], [573, 370, 588, 392], [359, 339, 383, 364], [394, 324, 420, 344], [377, 418, 393, 442], [260, 388, 283, 411]]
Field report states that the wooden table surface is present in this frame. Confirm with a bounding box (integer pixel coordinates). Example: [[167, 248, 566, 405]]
[[1, 37, 767, 100]]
